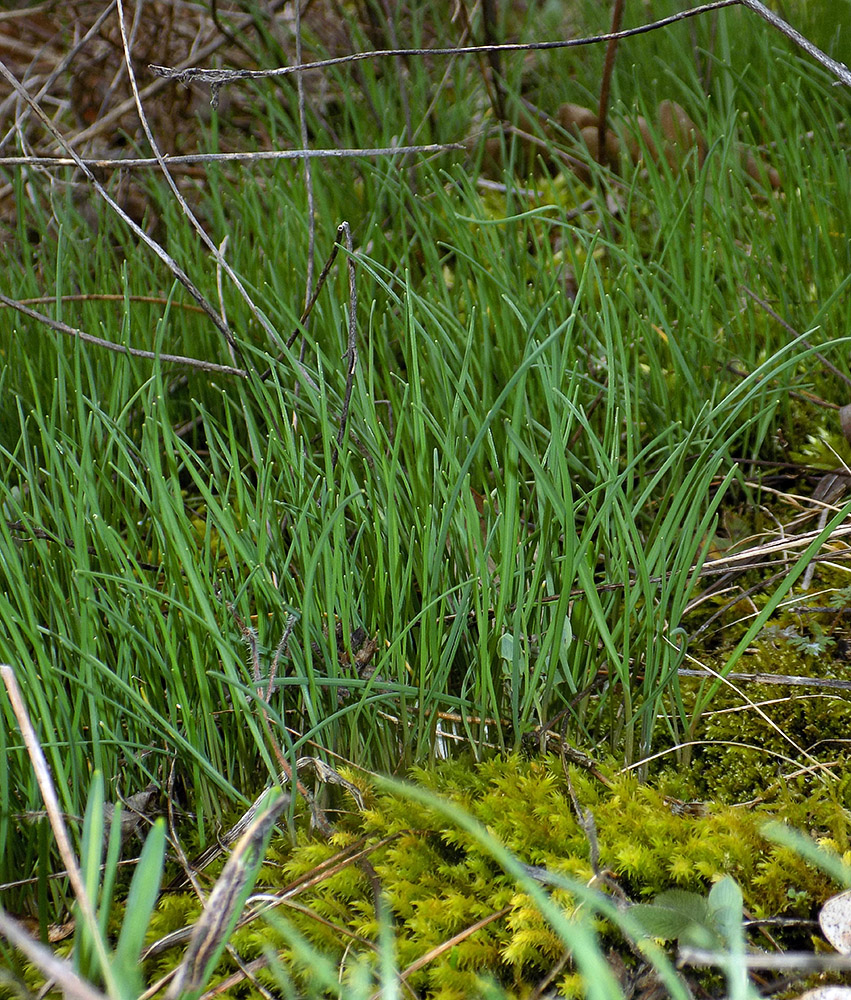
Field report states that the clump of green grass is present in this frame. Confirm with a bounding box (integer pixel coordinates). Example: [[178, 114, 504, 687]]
[[0, 0, 849, 921]]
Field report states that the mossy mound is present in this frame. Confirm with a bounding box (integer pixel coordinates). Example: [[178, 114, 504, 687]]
[[145, 754, 850, 999]]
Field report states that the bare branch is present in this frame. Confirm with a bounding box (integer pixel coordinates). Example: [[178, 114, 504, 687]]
[[680, 947, 851, 971], [150, 2, 743, 86], [737, 0, 851, 86], [149, 0, 851, 93], [0, 294, 249, 377], [0, 142, 464, 169]]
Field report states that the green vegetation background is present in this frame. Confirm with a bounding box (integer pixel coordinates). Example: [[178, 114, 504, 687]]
[[0, 2, 850, 994]]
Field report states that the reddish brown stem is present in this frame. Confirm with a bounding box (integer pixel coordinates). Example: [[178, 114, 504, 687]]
[[597, 0, 625, 167]]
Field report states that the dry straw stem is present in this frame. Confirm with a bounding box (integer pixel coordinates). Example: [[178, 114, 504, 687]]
[[679, 947, 851, 971], [382, 905, 513, 996], [163, 789, 288, 1000], [0, 909, 109, 1000], [150, 0, 851, 91], [0, 664, 116, 995], [0, 142, 464, 169], [743, 287, 851, 392], [0, 666, 95, 913]]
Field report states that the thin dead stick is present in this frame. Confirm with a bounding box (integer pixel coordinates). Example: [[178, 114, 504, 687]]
[[165, 758, 208, 902], [6, 517, 162, 573], [256, 222, 347, 381], [0, 665, 115, 991], [679, 947, 851, 971], [0, 142, 465, 169], [151, 0, 851, 91], [114, 0, 275, 362], [678, 669, 851, 690], [0, 293, 205, 312], [286, 224, 345, 350], [736, 0, 851, 86], [1, 666, 93, 906], [151, 2, 744, 85], [668, 649, 823, 770], [0, 910, 109, 1000], [334, 221, 358, 467], [480, 0, 506, 121], [622, 740, 805, 775], [0, 293, 249, 377], [393, 906, 512, 987], [0, 58, 238, 356], [743, 286, 851, 390], [685, 565, 787, 632], [437, 541, 851, 631], [452, 0, 502, 127]]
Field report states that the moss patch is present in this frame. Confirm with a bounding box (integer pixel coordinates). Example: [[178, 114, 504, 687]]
[[143, 754, 849, 999]]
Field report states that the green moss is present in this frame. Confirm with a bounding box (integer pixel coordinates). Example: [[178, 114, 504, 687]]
[[141, 753, 850, 999], [672, 638, 851, 802]]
